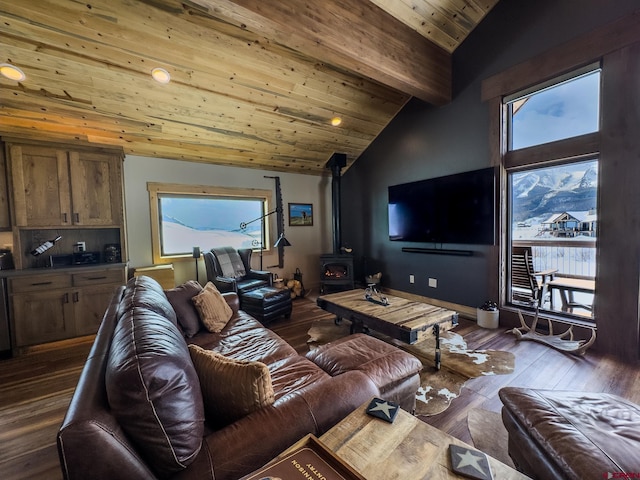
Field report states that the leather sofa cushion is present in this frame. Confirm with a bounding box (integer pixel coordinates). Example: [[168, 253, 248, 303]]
[[106, 305, 205, 478], [192, 282, 233, 332], [211, 315, 299, 367], [189, 345, 275, 429], [500, 387, 640, 478], [306, 333, 423, 389], [121, 275, 178, 327], [165, 280, 203, 337]]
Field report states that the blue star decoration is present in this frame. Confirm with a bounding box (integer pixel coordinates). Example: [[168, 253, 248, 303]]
[[449, 444, 493, 480], [365, 397, 399, 423]]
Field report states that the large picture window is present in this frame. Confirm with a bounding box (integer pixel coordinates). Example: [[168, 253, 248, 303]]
[[148, 183, 273, 263], [504, 66, 601, 323], [509, 159, 598, 317]]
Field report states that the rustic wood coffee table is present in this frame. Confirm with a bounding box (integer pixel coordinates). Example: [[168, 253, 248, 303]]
[[320, 400, 529, 479], [317, 289, 458, 345]]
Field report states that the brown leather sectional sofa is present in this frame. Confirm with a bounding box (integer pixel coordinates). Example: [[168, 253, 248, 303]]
[[57, 276, 422, 480]]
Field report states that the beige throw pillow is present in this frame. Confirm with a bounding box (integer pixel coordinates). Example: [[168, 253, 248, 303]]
[[188, 345, 275, 428], [191, 282, 233, 332]]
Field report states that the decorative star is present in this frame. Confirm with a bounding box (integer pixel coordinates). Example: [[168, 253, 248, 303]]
[[455, 450, 488, 476], [369, 399, 395, 419]]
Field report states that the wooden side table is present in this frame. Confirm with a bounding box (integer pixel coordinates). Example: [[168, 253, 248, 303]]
[[320, 400, 529, 479]]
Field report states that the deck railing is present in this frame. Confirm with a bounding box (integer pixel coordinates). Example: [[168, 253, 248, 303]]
[[512, 239, 596, 318], [513, 239, 596, 279]]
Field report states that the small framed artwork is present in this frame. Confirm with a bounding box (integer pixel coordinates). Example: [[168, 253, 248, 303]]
[[289, 203, 313, 226]]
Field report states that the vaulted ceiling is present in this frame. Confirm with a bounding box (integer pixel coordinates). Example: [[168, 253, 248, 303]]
[[0, 0, 499, 175]]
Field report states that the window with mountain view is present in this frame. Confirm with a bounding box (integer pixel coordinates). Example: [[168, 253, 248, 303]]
[[148, 183, 272, 262], [159, 195, 265, 256], [505, 66, 600, 321], [509, 160, 598, 317]]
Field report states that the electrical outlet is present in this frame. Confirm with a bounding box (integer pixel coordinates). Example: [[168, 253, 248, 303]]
[[409, 274, 415, 284], [428, 277, 437, 288]]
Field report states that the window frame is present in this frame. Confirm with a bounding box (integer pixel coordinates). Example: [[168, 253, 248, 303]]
[[506, 156, 599, 315], [505, 62, 601, 152], [481, 10, 640, 359], [148, 182, 273, 264], [500, 65, 602, 325]]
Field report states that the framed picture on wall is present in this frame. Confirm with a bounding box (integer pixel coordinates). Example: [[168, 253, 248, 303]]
[[288, 203, 313, 226]]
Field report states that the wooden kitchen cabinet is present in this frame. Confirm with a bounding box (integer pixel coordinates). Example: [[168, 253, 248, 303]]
[[9, 273, 74, 347], [11, 288, 74, 347], [8, 143, 123, 227], [68, 150, 122, 226], [72, 268, 124, 336], [8, 266, 125, 349], [2, 138, 127, 353]]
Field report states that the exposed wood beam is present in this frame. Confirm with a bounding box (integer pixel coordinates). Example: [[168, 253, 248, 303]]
[[186, 0, 452, 105]]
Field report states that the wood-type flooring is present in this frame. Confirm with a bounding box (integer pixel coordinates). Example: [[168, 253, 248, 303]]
[[1, 296, 639, 479]]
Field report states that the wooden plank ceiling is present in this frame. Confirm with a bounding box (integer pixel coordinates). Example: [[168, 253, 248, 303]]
[[0, 0, 498, 175]]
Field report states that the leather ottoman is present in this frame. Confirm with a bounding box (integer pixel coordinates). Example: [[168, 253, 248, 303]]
[[499, 387, 640, 480], [241, 286, 292, 323], [306, 333, 423, 412]]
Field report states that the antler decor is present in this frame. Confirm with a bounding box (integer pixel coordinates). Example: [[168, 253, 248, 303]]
[[511, 307, 596, 356]]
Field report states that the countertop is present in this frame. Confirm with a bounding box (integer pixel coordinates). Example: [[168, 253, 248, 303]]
[[0, 263, 127, 278]]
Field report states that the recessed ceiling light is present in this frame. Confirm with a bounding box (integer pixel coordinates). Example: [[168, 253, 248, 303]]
[[0, 63, 26, 81], [330, 116, 342, 127], [151, 67, 170, 84]]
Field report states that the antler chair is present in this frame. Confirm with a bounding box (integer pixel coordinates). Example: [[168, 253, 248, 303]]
[[511, 246, 557, 307]]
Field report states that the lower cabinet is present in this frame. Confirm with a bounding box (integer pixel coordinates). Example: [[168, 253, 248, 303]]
[[8, 266, 125, 349], [11, 287, 74, 346], [74, 283, 120, 336]]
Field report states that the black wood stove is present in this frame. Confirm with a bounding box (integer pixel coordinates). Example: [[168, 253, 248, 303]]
[[320, 153, 355, 294]]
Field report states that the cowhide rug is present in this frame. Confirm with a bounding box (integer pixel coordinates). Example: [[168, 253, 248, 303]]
[[307, 319, 515, 417]]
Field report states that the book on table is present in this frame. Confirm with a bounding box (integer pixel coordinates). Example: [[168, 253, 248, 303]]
[[240, 434, 365, 480]]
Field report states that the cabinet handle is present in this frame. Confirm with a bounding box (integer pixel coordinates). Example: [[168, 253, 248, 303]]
[[63, 293, 69, 304], [31, 281, 53, 286], [74, 213, 80, 223], [73, 292, 79, 303], [63, 213, 68, 223], [87, 276, 108, 280]]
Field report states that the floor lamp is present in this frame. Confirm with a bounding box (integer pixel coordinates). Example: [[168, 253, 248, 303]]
[[240, 210, 292, 270], [192, 246, 201, 283]]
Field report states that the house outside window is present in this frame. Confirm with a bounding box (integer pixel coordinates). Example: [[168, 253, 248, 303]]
[[148, 183, 273, 263], [505, 66, 601, 321]]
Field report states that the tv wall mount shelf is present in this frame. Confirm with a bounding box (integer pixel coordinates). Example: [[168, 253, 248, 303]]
[[401, 247, 474, 256]]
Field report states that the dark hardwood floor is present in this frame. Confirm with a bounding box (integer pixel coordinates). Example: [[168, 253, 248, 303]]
[[1, 296, 639, 479]]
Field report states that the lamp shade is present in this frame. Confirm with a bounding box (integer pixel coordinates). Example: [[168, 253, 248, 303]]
[[273, 233, 291, 247]]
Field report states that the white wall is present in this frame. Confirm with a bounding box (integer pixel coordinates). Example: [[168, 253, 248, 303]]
[[123, 155, 332, 291]]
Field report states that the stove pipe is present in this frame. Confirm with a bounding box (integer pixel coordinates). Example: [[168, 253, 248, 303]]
[[326, 153, 347, 254]]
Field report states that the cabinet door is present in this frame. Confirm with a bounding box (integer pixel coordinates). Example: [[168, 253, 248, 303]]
[[73, 283, 120, 336], [11, 289, 74, 346], [69, 151, 122, 226], [9, 145, 72, 226]]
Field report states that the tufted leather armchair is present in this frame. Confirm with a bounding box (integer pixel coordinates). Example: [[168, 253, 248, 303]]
[[203, 247, 272, 295]]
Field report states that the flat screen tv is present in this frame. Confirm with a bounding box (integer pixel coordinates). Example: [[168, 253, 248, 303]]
[[388, 167, 496, 245]]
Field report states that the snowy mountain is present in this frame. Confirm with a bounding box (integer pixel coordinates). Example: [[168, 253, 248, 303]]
[[512, 161, 597, 222]]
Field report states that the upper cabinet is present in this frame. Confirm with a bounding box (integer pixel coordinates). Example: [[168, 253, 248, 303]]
[[68, 150, 122, 226], [8, 143, 123, 227]]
